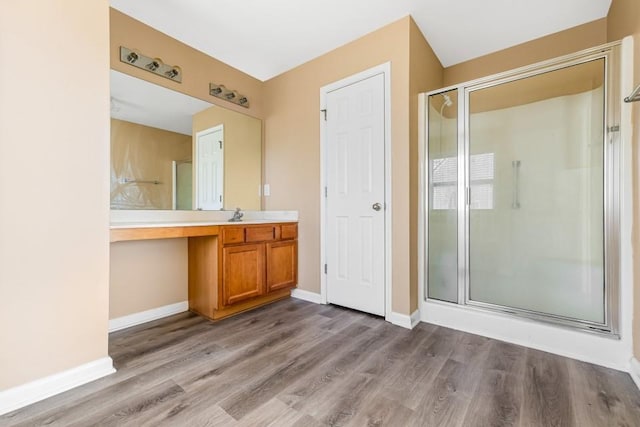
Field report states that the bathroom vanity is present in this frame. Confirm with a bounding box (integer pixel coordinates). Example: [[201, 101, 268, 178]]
[[111, 216, 298, 321]]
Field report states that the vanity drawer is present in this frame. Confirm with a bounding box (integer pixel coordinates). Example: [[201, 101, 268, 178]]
[[280, 223, 298, 240], [222, 227, 245, 245], [245, 225, 276, 243]]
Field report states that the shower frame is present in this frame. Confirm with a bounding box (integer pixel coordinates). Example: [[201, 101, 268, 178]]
[[422, 41, 622, 336]]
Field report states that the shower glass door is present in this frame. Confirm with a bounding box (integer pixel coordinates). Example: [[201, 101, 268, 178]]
[[427, 89, 459, 303], [467, 59, 606, 324]]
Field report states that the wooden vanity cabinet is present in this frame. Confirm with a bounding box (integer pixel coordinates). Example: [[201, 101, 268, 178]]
[[222, 243, 265, 305], [266, 240, 298, 292], [221, 223, 298, 306], [189, 222, 298, 321]]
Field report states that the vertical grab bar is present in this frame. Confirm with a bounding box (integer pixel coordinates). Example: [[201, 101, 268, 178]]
[[512, 160, 521, 209]]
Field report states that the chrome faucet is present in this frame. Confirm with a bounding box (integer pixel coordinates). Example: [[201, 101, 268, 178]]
[[229, 207, 244, 222]]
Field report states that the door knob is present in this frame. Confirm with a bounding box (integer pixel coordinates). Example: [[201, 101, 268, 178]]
[[372, 202, 382, 211]]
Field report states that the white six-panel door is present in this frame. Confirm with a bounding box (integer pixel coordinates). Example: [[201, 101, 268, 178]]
[[326, 73, 385, 316], [196, 125, 224, 210]]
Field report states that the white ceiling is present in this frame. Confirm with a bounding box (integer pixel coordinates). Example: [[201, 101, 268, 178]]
[[110, 70, 211, 135], [110, 0, 612, 82]]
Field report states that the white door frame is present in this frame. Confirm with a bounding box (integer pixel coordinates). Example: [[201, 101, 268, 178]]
[[194, 124, 224, 210], [319, 62, 392, 321]]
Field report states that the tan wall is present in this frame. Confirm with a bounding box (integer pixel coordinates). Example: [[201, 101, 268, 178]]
[[111, 119, 192, 209], [110, 239, 188, 318], [0, 1, 110, 390], [443, 18, 607, 86], [263, 16, 442, 315], [192, 107, 262, 210], [409, 19, 445, 310], [607, 0, 640, 358], [110, 8, 264, 119]]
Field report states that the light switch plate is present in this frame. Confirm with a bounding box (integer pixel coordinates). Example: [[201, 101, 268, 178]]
[[263, 184, 271, 196]]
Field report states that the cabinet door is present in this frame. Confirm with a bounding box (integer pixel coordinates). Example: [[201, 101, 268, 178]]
[[222, 244, 265, 306], [266, 240, 298, 292]]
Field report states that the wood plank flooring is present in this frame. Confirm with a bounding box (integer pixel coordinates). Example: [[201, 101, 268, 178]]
[[2, 298, 640, 426]]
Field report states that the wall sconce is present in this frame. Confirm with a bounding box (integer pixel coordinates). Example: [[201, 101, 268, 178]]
[[209, 83, 250, 108], [119, 47, 182, 83]]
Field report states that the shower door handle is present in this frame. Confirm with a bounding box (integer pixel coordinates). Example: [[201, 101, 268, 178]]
[[512, 160, 521, 209]]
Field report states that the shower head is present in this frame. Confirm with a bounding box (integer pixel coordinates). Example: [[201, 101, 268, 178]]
[[442, 93, 453, 107]]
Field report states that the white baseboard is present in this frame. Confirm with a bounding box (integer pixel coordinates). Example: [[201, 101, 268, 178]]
[[293, 290, 419, 329], [290, 289, 323, 304], [387, 309, 420, 330], [109, 301, 188, 333], [421, 301, 630, 371], [410, 309, 421, 328], [0, 357, 115, 416], [630, 357, 640, 391]]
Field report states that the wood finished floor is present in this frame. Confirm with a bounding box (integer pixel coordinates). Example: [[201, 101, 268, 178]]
[[3, 298, 640, 427]]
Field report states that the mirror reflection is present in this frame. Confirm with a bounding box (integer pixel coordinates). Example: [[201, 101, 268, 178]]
[[110, 70, 262, 210]]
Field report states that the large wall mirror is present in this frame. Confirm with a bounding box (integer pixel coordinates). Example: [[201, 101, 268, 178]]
[[110, 70, 262, 211]]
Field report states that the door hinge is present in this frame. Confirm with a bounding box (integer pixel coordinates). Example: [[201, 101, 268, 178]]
[[219, 195, 222, 202], [324, 264, 327, 274], [609, 125, 620, 133], [219, 140, 222, 149], [321, 109, 327, 121], [324, 186, 328, 198]]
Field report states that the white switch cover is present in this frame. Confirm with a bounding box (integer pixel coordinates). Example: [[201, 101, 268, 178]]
[[263, 184, 271, 196]]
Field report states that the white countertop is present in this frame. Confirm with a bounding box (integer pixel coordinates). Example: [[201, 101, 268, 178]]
[[110, 210, 298, 229], [110, 219, 297, 229]]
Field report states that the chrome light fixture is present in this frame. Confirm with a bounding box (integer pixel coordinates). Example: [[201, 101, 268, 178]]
[[126, 51, 139, 64], [145, 60, 161, 71], [210, 84, 224, 95], [209, 83, 249, 108], [165, 68, 180, 79], [624, 84, 640, 103], [119, 46, 182, 83]]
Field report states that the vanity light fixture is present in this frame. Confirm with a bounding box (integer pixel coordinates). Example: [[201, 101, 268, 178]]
[[146, 59, 161, 71], [119, 46, 182, 83], [126, 51, 139, 64], [209, 83, 250, 108], [165, 67, 180, 79], [210, 85, 224, 95]]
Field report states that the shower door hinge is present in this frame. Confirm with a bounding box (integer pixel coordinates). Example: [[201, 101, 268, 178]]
[[321, 109, 327, 121], [324, 264, 327, 274]]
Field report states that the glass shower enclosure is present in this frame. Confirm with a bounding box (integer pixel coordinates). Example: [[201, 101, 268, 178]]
[[425, 44, 620, 333]]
